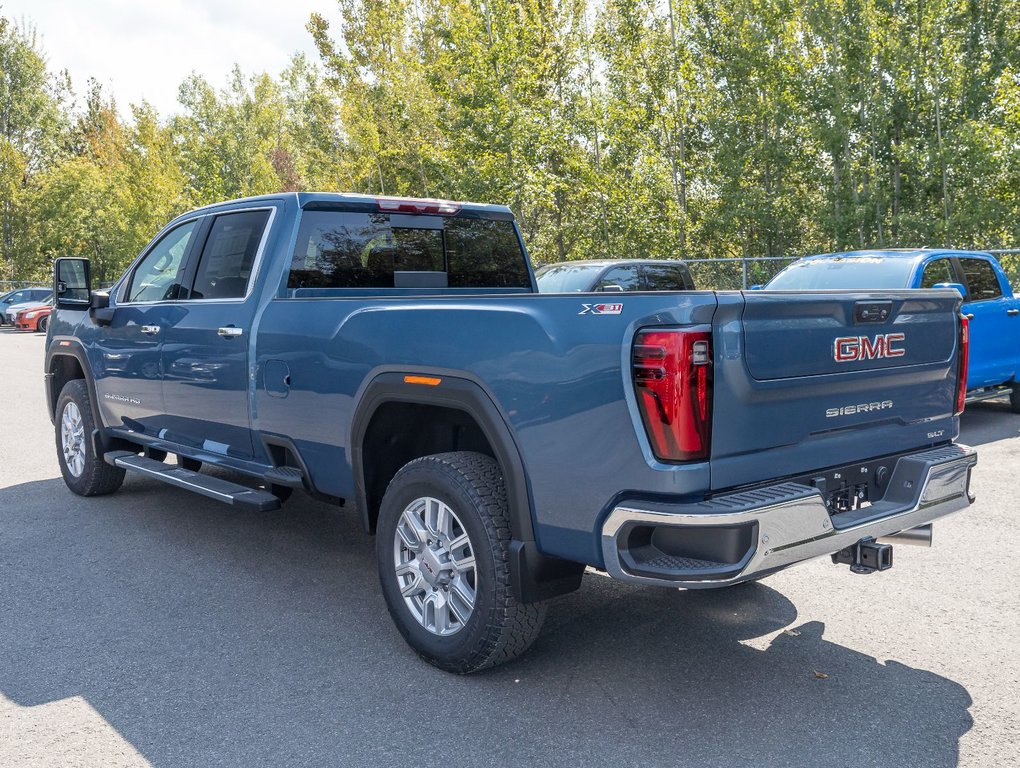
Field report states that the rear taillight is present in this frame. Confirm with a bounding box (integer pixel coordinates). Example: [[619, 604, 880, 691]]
[[632, 328, 712, 462], [955, 315, 969, 415]]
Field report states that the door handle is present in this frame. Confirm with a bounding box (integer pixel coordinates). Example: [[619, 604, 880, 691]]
[[1008, 309, 1019, 316], [140, 325, 161, 335], [964, 313, 975, 320], [218, 326, 243, 338]]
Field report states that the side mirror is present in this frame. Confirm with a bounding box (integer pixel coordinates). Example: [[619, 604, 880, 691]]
[[933, 282, 967, 298], [599, 284, 624, 292], [749, 284, 764, 291], [54, 257, 92, 309]]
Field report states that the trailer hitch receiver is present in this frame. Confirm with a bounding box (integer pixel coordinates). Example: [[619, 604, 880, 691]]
[[831, 536, 893, 574]]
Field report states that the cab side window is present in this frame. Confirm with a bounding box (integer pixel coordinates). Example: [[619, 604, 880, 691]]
[[189, 210, 271, 300], [920, 259, 955, 289], [957, 258, 1003, 301], [643, 264, 694, 291], [126, 221, 199, 303], [595, 267, 641, 291]]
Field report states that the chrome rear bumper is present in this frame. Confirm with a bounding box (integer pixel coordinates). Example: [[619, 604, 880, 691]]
[[601, 444, 977, 588]]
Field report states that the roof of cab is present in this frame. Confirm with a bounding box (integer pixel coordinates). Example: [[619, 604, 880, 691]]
[[187, 191, 514, 218]]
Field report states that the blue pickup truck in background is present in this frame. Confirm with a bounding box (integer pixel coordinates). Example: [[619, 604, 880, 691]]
[[767, 249, 1019, 410], [45, 195, 977, 671]]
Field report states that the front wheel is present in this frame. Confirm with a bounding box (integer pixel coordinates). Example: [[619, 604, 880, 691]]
[[37, 315, 48, 333], [55, 379, 125, 496], [376, 452, 546, 673], [1010, 383, 1020, 414]]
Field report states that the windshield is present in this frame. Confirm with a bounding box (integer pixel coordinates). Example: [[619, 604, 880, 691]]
[[767, 256, 916, 290], [535, 263, 606, 292]]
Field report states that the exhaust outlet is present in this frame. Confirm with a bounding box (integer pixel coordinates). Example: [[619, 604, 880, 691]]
[[878, 524, 932, 548]]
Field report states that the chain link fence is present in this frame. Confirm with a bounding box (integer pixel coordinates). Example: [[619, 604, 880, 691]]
[[685, 257, 798, 290], [688, 250, 1020, 290], [4, 251, 1019, 295], [1, 280, 46, 294]]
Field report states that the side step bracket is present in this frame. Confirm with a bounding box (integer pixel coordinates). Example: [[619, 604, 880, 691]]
[[104, 451, 281, 512]]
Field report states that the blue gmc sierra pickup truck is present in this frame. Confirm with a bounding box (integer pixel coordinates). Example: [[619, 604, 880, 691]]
[[46, 193, 977, 672]]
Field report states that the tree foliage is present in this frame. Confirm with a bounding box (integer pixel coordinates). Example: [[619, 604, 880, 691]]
[[3, 0, 1020, 282]]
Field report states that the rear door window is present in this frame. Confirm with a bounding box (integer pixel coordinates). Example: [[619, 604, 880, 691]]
[[288, 211, 529, 292], [957, 258, 1003, 301], [188, 210, 271, 300]]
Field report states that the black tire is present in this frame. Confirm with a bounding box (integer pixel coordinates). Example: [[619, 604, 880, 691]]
[[37, 315, 48, 333], [1010, 383, 1020, 414], [376, 452, 546, 673], [55, 379, 126, 496]]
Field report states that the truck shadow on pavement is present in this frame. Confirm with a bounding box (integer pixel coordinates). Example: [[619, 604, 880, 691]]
[[0, 476, 972, 768]]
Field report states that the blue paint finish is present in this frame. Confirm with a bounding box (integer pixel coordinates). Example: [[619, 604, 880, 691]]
[[48, 196, 967, 569]]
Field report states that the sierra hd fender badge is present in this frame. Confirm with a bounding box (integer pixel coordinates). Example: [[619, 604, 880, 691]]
[[833, 333, 905, 362], [579, 302, 623, 315]]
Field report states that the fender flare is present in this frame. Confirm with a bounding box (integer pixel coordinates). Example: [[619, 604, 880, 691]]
[[45, 337, 104, 428], [350, 369, 536, 543], [350, 369, 584, 603]]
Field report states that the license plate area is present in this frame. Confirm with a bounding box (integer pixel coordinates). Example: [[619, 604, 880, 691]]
[[787, 449, 919, 518]]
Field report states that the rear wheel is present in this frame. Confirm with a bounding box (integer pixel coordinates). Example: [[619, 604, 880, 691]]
[[55, 379, 125, 496], [376, 452, 546, 673], [1010, 383, 1020, 414]]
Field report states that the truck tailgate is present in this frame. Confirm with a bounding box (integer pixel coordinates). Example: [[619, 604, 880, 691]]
[[710, 290, 962, 491]]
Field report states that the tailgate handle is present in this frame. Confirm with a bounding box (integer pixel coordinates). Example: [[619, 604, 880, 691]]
[[854, 301, 892, 324]]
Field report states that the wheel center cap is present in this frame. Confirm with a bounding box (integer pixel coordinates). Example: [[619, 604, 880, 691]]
[[418, 546, 448, 588]]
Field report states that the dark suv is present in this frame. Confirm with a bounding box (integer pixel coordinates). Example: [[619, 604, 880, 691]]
[[535, 260, 694, 293]]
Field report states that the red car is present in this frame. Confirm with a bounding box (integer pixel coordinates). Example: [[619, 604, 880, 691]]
[[14, 303, 52, 332]]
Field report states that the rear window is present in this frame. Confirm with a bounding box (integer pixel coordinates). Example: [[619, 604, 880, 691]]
[[766, 256, 915, 290], [287, 211, 530, 292], [535, 263, 606, 292]]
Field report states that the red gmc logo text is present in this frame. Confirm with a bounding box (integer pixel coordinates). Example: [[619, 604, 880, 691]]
[[833, 333, 905, 362]]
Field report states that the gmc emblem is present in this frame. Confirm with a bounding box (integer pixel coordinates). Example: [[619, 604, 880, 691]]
[[834, 333, 905, 362]]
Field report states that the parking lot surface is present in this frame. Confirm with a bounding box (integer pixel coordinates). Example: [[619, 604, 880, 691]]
[[1, 327, 1018, 767]]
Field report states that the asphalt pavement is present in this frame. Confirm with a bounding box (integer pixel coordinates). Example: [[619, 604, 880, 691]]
[[1, 327, 1017, 767]]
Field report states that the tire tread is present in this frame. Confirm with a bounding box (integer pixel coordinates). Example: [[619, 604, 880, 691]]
[[56, 379, 126, 496], [380, 451, 546, 673]]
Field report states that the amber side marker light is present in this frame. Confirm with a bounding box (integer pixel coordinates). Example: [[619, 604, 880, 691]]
[[404, 375, 442, 386]]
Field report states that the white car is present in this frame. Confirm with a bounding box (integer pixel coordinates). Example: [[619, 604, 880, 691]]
[[5, 297, 52, 323]]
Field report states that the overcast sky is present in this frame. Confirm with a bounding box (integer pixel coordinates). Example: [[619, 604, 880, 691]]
[[3, 0, 338, 116]]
